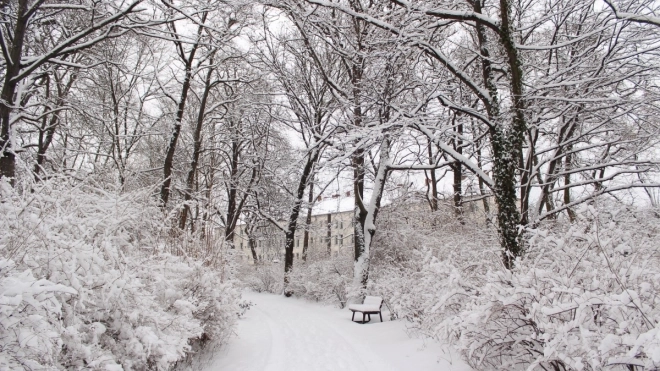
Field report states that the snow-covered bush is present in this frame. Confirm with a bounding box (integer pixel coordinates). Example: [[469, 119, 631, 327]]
[[443, 205, 660, 370], [238, 261, 284, 294], [287, 253, 353, 308], [0, 258, 77, 370], [371, 200, 660, 370], [0, 178, 239, 370], [369, 202, 499, 323], [237, 252, 353, 308]]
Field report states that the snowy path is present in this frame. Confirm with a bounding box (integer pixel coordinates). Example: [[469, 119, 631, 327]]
[[199, 292, 471, 371]]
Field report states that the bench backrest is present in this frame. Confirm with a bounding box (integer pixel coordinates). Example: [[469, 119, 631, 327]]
[[364, 296, 383, 308]]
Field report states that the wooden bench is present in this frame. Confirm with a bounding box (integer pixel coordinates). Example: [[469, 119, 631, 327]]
[[348, 296, 384, 324]]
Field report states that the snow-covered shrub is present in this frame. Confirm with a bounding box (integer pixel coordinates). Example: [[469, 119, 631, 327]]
[[0, 258, 77, 370], [238, 261, 284, 294], [287, 253, 353, 308], [236, 252, 353, 308], [369, 202, 499, 324], [442, 205, 660, 370], [0, 177, 239, 370], [373, 200, 660, 370]]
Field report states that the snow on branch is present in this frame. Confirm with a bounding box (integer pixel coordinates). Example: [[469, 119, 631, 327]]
[[604, 0, 660, 27]]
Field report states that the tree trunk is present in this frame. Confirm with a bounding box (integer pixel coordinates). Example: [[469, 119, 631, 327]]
[[302, 177, 314, 262], [519, 129, 537, 226], [564, 148, 576, 222], [180, 53, 215, 229], [224, 137, 260, 248], [353, 136, 390, 289], [283, 149, 320, 296], [0, 0, 29, 184], [452, 119, 464, 219], [352, 146, 368, 286], [246, 220, 259, 263], [160, 13, 207, 206], [537, 114, 578, 217], [249, 234, 258, 263], [427, 138, 438, 211], [473, 125, 491, 223], [473, 0, 527, 269], [351, 44, 369, 289], [224, 133, 241, 244]]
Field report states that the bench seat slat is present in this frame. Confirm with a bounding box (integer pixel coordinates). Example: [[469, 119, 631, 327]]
[[348, 304, 381, 312]]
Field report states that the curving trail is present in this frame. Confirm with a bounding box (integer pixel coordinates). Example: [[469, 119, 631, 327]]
[[200, 291, 471, 371]]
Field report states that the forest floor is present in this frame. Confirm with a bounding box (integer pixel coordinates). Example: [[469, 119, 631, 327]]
[[193, 291, 472, 371]]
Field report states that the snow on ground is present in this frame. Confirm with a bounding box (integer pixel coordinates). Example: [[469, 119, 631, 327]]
[[197, 291, 471, 371]]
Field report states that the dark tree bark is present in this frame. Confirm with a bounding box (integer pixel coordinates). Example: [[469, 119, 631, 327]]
[[160, 12, 207, 206], [179, 52, 215, 230], [495, 0, 528, 268], [451, 116, 464, 219], [283, 148, 320, 296], [0, 0, 29, 184], [427, 138, 439, 212], [536, 115, 578, 218], [247, 221, 259, 263], [302, 177, 314, 262], [563, 148, 576, 222], [471, 0, 527, 269], [477, 147, 491, 223], [34, 70, 77, 181], [223, 127, 260, 246], [352, 145, 368, 279]]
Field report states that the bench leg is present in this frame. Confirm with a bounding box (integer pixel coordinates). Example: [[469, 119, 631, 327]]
[[352, 312, 355, 322], [380, 312, 383, 322], [367, 314, 371, 322], [362, 313, 366, 323]]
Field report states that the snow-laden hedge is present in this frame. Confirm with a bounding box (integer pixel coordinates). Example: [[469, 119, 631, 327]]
[[372, 203, 660, 370], [287, 254, 353, 308], [238, 254, 353, 308], [239, 262, 284, 294], [0, 178, 239, 370]]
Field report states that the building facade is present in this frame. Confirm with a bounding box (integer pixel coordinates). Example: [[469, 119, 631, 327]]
[[234, 197, 355, 263]]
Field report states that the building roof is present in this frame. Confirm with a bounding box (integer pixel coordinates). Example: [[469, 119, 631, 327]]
[[311, 195, 354, 216]]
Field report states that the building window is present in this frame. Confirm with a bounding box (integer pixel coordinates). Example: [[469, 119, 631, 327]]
[[296, 253, 299, 259], [296, 239, 299, 247], [240, 242, 243, 249], [339, 235, 343, 245]]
